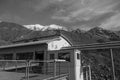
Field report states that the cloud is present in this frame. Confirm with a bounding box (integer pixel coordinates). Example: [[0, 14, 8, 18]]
[[32, 0, 65, 12], [0, 0, 120, 31], [0, 13, 24, 23], [52, 0, 119, 22], [100, 13, 120, 30]]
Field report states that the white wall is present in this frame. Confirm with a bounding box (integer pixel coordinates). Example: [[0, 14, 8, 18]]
[[74, 49, 84, 80], [48, 37, 71, 51]]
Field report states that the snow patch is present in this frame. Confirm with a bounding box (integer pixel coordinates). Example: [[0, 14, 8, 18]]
[[24, 24, 67, 31]]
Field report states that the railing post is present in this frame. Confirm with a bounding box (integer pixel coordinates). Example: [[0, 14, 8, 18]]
[[15, 61, 17, 72], [3, 61, 6, 70], [59, 61, 60, 75], [68, 62, 70, 80], [25, 62, 27, 80], [86, 70, 88, 80], [28, 60, 30, 80], [54, 59, 56, 79], [26, 60, 30, 80], [110, 48, 116, 80], [88, 65, 91, 80]]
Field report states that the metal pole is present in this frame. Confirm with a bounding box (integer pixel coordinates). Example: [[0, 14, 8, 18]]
[[27, 61, 30, 80], [54, 59, 56, 79], [15, 61, 17, 72], [25, 62, 28, 80], [86, 69, 88, 80], [110, 48, 116, 80], [26, 60, 29, 80], [59, 62, 60, 75], [68, 62, 70, 80], [88, 65, 91, 80]]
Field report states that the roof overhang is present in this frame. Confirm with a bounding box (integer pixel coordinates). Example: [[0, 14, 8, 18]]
[[0, 37, 60, 49], [62, 41, 120, 50]]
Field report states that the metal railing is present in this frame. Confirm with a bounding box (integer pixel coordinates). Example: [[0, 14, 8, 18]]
[[0, 59, 70, 80], [29, 59, 70, 80]]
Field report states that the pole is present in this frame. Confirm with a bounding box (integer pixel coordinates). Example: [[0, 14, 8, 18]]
[[54, 59, 56, 79], [15, 61, 17, 72], [27, 60, 30, 80], [86, 69, 88, 80], [25, 62, 28, 80], [59, 62, 60, 75], [26, 60, 29, 80], [88, 65, 91, 80], [110, 48, 116, 80]]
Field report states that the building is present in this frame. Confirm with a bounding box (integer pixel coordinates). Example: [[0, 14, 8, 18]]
[[1, 30, 119, 80], [0, 30, 92, 80]]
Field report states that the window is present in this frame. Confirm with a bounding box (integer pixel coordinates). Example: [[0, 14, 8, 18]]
[[58, 52, 70, 61], [16, 52, 33, 60], [35, 51, 44, 60], [49, 54, 55, 60], [0, 54, 13, 60], [77, 53, 80, 59]]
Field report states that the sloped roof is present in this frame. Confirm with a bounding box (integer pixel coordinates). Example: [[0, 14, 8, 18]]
[[13, 30, 99, 46], [60, 30, 98, 46], [0, 37, 61, 49], [13, 30, 60, 43]]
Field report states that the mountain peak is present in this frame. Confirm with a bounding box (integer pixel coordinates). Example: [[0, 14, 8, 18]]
[[24, 24, 68, 31]]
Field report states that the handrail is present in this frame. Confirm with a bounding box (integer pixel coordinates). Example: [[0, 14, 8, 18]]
[[0, 60, 26, 62], [43, 73, 69, 80]]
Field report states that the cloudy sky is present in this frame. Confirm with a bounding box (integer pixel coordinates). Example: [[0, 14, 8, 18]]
[[0, 0, 120, 30]]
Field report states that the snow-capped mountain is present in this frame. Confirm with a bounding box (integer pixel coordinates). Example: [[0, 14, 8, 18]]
[[24, 24, 67, 31]]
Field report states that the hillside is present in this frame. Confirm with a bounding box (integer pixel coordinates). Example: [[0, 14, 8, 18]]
[[73, 27, 120, 43], [0, 22, 32, 45]]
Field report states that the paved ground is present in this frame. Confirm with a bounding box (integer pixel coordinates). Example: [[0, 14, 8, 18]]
[[0, 71, 52, 80]]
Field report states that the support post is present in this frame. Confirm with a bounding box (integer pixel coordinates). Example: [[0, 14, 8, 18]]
[[110, 48, 116, 80], [74, 49, 83, 80]]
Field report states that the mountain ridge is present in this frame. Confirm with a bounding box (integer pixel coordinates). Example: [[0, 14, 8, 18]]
[[0, 21, 120, 45]]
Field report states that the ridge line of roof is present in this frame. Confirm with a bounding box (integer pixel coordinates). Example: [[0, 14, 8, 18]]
[[60, 34, 73, 46]]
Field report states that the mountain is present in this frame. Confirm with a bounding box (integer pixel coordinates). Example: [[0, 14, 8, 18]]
[[0, 21, 120, 46], [85, 27, 120, 43], [0, 21, 32, 45], [16, 26, 120, 44], [24, 24, 68, 31]]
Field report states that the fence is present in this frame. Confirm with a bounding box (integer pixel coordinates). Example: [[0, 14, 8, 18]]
[[0, 59, 70, 80]]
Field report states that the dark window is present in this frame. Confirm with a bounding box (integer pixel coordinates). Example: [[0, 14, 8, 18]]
[[77, 53, 80, 59], [0, 54, 13, 60], [58, 52, 70, 62], [35, 51, 44, 60], [17, 52, 33, 60], [50, 54, 55, 60]]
